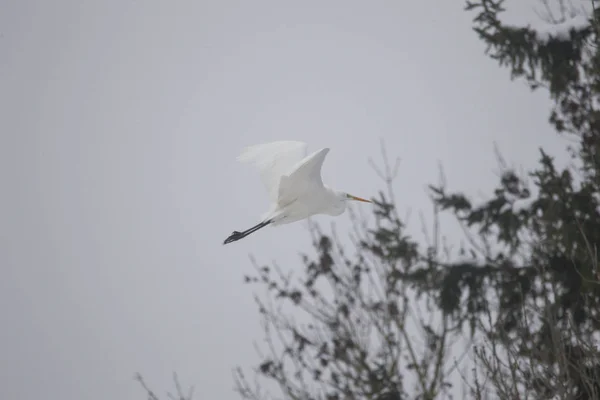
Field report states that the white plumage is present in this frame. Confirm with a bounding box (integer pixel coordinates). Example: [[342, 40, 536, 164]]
[[224, 140, 371, 244], [237, 141, 311, 204]]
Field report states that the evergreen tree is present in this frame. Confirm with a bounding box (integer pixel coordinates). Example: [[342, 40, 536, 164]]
[[407, 0, 600, 398]]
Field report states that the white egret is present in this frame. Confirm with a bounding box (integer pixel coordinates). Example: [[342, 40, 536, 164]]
[[223, 141, 372, 245]]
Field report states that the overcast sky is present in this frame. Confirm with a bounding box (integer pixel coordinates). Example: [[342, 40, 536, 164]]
[[0, 0, 579, 399]]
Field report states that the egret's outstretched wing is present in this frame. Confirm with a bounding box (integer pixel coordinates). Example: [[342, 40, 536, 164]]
[[277, 148, 330, 206], [288, 147, 330, 188], [237, 141, 308, 202]]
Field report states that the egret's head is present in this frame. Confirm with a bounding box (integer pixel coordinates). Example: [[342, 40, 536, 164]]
[[327, 191, 372, 216]]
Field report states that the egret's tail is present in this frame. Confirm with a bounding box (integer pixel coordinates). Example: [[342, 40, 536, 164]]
[[259, 204, 278, 223]]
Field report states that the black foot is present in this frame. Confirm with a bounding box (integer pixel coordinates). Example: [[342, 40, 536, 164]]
[[222, 220, 272, 245], [223, 231, 243, 245]]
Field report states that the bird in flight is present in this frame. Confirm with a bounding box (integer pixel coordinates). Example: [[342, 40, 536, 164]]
[[223, 141, 372, 245]]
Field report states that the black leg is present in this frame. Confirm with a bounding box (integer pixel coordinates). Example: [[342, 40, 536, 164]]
[[223, 220, 272, 245]]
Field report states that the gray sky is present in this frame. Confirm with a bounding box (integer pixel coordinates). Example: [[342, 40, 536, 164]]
[[1, 0, 574, 399]]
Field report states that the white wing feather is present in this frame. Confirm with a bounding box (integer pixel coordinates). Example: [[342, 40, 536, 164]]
[[287, 148, 329, 189], [237, 141, 308, 203], [276, 147, 330, 206]]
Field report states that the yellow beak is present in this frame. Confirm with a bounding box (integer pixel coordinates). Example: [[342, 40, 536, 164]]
[[348, 194, 372, 203]]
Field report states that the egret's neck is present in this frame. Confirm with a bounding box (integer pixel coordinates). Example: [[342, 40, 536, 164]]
[[321, 186, 346, 216]]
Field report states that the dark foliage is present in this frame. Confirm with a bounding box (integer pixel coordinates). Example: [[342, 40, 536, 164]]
[[395, 0, 600, 398]]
